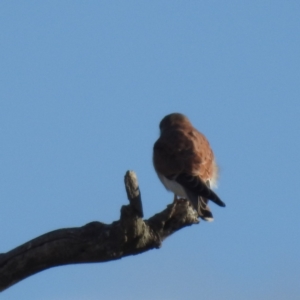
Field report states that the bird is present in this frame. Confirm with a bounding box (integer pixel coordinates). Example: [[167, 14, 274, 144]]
[[153, 113, 225, 221]]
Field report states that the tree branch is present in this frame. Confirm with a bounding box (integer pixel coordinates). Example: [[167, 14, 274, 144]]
[[0, 170, 199, 292]]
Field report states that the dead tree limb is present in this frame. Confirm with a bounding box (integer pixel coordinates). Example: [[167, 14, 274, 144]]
[[0, 170, 199, 292]]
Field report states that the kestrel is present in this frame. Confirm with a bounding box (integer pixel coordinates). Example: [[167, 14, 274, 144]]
[[153, 113, 225, 221]]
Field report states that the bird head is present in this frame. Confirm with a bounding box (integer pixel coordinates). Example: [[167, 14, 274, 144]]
[[159, 113, 191, 133]]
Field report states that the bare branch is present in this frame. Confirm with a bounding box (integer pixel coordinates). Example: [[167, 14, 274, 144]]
[[0, 171, 199, 292]]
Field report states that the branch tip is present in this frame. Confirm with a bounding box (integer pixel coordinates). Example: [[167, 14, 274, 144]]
[[124, 170, 143, 218]]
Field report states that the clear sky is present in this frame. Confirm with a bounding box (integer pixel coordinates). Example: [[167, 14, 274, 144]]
[[1, 1, 300, 299]]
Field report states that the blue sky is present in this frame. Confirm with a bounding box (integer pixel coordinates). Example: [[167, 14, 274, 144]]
[[1, 1, 300, 299]]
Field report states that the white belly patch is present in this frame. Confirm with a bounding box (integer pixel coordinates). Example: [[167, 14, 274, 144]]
[[157, 174, 187, 198]]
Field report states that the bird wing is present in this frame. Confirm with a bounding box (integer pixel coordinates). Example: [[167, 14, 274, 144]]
[[153, 128, 196, 176]]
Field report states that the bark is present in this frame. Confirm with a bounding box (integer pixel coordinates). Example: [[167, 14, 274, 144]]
[[0, 171, 199, 291]]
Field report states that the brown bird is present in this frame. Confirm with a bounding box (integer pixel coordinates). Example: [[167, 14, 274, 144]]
[[153, 113, 225, 221]]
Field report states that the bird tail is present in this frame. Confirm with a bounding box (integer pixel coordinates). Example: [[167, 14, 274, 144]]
[[184, 189, 214, 221], [198, 197, 214, 222], [176, 173, 225, 207]]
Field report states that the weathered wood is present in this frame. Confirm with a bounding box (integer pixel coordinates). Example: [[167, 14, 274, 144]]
[[0, 171, 199, 291]]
